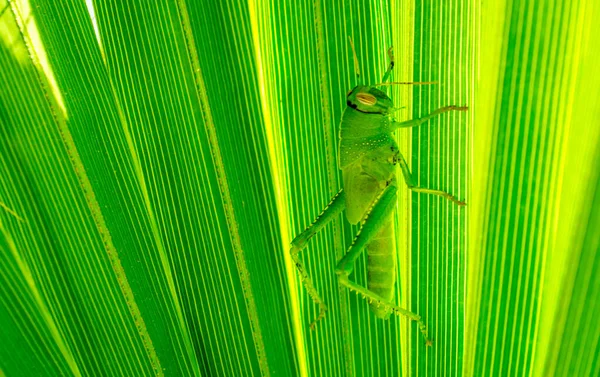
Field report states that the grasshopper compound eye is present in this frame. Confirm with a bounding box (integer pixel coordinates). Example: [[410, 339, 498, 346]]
[[356, 92, 377, 106]]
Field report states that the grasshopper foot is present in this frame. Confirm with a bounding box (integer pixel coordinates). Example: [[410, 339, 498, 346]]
[[309, 304, 328, 331]]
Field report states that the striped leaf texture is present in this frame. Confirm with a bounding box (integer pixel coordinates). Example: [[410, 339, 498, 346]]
[[0, 0, 598, 376]]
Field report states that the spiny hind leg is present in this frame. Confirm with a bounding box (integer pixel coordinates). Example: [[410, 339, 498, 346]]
[[337, 275, 432, 346], [290, 189, 346, 329], [395, 152, 466, 206], [334, 185, 432, 345]]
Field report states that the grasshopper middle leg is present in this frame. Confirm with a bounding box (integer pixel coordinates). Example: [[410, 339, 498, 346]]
[[384, 105, 469, 206], [335, 185, 433, 345], [395, 152, 466, 206]]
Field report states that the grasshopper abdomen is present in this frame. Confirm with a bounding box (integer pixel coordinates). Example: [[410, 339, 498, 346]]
[[366, 215, 397, 318]]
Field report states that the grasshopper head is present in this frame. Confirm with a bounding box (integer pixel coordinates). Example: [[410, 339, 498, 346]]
[[346, 85, 394, 114]]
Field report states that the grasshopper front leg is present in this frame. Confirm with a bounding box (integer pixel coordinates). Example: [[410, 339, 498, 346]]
[[335, 185, 433, 345], [290, 189, 345, 329], [388, 105, 469, 131], [387, 105, 469, 206]]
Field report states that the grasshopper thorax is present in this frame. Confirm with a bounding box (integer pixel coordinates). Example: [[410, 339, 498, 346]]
[[346, 85, 393, 115]]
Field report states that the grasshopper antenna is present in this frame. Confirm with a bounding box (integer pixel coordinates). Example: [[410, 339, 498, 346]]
[[373, 81, 438, 87], [348, 36, 361, 85], [380, 46, 394, 92], [375, 46, 437, 89]]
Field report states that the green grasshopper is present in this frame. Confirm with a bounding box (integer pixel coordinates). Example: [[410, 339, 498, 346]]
[[290, 40, 467, 346]]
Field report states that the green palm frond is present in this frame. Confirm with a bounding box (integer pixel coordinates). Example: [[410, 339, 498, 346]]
[[1, 1, 598, 376]]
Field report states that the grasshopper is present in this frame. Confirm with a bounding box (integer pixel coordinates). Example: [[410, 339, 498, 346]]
[[290, 39, 467, 346]]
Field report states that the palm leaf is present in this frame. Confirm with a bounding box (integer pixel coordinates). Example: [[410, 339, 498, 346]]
[[1, 0, 598, 376], [467, 0, 600, 376]]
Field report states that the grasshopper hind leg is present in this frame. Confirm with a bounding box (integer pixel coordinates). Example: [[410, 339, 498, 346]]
[[338, 275, 432, 346], [290, 189, 346, 329], [335, 185, 433, 345]]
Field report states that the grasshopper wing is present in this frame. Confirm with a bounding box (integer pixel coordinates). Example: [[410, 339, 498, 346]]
[[342, 165, 381, 225]]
